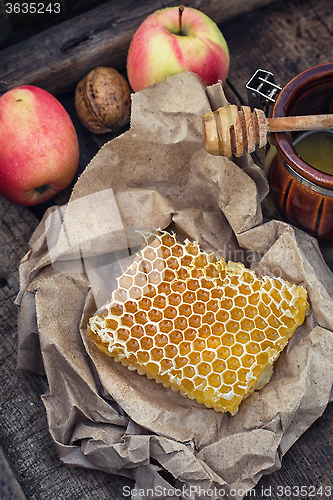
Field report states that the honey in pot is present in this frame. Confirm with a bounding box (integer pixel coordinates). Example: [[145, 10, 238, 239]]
[[293, 130, 333, 176]]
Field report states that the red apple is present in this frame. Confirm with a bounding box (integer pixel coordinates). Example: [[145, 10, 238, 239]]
[[0, 85, 80, 206], [126, 6, 229, 92]]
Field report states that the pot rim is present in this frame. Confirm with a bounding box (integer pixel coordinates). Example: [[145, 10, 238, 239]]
[[272, 62, 333, 190]]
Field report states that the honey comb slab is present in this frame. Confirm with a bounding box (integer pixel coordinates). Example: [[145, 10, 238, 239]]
[[88, 231, 308, 415]]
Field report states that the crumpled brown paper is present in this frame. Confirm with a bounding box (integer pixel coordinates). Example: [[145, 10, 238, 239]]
[[16, 72, 333, 499]]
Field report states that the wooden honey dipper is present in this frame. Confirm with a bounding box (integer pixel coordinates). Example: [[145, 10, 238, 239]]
[[203, 104, 333, 158]]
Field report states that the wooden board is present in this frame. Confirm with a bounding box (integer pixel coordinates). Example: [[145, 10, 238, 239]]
[[0, 0, 274, 96], [1, 0, 333, 498]]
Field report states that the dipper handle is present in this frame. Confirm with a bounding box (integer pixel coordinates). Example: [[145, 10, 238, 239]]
[[203, 105, 333, 158]]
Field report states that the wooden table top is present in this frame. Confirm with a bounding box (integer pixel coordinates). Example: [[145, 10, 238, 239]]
[[1, 0, 333, 498]]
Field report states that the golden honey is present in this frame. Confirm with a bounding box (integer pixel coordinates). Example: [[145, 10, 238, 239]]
[[294, 130, 333, 175], [88, 230, 308, 415]]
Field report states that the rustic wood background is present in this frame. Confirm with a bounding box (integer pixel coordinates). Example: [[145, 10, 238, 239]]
[[0, 0, 332, 498]]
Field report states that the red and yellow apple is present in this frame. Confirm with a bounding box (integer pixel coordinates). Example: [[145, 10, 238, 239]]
[[126, 6, 230, 92], [0, 85, 80, 206]]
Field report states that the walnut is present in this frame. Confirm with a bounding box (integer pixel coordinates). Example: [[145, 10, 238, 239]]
[[75, 67, 131, 134]]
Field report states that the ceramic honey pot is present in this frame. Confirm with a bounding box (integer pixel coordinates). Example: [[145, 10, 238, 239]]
[[267, 63, 333, 241], [203, 63, 333, 241]]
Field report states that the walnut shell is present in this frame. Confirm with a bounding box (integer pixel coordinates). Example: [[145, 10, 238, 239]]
[[75, 67, 131, 134]]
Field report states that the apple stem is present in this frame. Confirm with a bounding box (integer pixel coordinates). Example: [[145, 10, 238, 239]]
[[179, 5, 185, 36]]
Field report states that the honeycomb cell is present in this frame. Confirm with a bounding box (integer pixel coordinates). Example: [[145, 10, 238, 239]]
[[267, 315, 282, 329], [235, 331, 250, 344], [244, 305, 257, 318], [159, 319, 173, 333], [171, 281, 186, 294], [137, 351, 150, 364], [161, 358, 173, 372], [188, 315, 201, 329], [118, 275, 133, 289], [148, 309, 163, 323], [193, 301, 205, 314], [208, 373, 222, 387], [174, 316, 188, 330], [121, 313, 134, 328], [246, 342, 261, 355], [110, 303, 123, 316], [212, 359, 226, 373], [145, 323, 157, 336], [220, 298, 233, 310], [165, 344, 178, 358], [240, 318, 254, 331], [223, 370, 237, 385], [134, 273, 148, 287], [129, 286, 142, 300], [202, 350, 216, 362], [125, 301, 137, 313], [134, 311, 148, 325], [198, 362, 211, 376], [106, 318, 118, 330], [153, 295, 166, 309], [153, 259, 166, 272], [250, 329, 265, 342], [169, 330, 183, 344], [117, 328, 129, 341], [258, 303, 270, 318], [234, 295, 247, 308], [138, 260, 152, 274], [197, 289, 210, 302], [114, 288, 128, 302], [155, 333, 168, 347], [207, 335, 221, 349], [179, 341, 191, 355], [140, 336, 153, 350], [179, 304, 192, 317], [207, 299, 219, 312], [183, 365, 196, 378], [194, 376, 207, 389], [199, 325, 211, 338], [167, 256, 179, 270], [231, 344, 244, 357], [227, 357, 241, 371], [158, 246, 171, 260], [184, 328, 196, 341], [216, 345, 230, 359], [88, 229, 308, 415], [168, 293, 181, 306], [216, 310, 229, 323], [194, 338, 206, 351], [187, 279, 200, 291], [131, 325, 144, 338], [174, 356, 188, 368], [226, 320, 239, 334], [151, 348, 164, 361], [241, 354, 255, 367], [181, 255, 193, 267], [143, 247, 157, 261], [164, 269, 176, 282]]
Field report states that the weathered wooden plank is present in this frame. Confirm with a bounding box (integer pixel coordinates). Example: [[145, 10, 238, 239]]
[[0, 194, 133, 499], [0, 0, 107, 50], [222, 0, 333, 105], [0, 0, 275, 96]]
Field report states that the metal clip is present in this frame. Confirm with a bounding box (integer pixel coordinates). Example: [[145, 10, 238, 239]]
[[246, 69, 282, 112]]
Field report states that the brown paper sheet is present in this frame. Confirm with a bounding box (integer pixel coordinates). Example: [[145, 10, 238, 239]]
[[16, 72, 333, 499]]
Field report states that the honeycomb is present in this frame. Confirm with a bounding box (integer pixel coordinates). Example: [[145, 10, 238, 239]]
[[87, 230, 308, 415]]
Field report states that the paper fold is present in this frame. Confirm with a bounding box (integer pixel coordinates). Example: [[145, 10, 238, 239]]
[[16, 72, 333, 499]]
